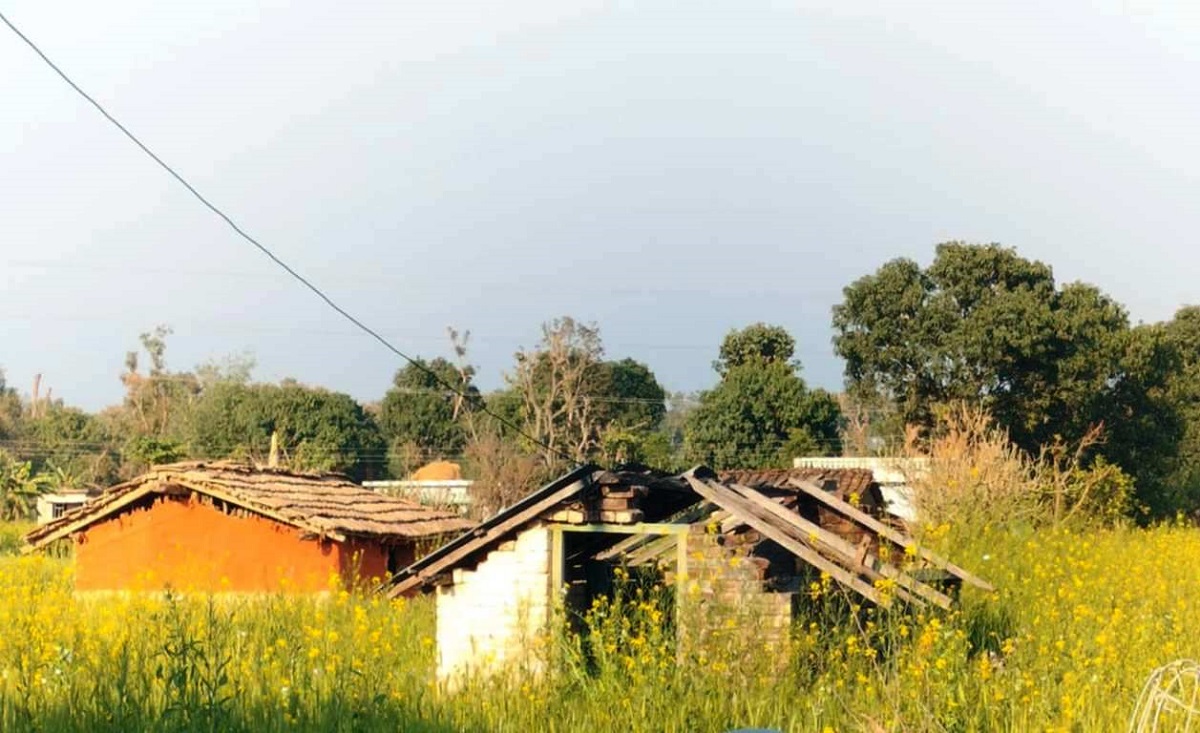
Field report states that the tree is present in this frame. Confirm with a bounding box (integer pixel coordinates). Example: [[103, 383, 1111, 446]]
[[0, 369, 21, 441], [715, 323, 796, 375], [119, 325, 199, 439], [1160, 306, 1200, 513], [833, 242, 1181, 511], [185, 382, 385, 480], [195, 352, 256, 390], [595, 358, 667, 430], [17, 404, 118, 487], [505, 318, 668, 468], [0, 452, 49, 522], [377, 358, 477, 474], [507, 317, 609, 467], [685, 324, 842, 469]]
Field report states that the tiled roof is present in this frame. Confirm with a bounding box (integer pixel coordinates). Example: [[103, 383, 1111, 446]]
[[25, 461, 473, 549]]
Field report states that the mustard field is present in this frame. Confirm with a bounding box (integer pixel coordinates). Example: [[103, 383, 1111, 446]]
[[1, 524, 1198, 732]]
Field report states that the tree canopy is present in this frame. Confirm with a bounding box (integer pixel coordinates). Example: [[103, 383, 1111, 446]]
[[1159, 306, 1200, 512], [186, 382, 385, 481], [685, 323, 841, 469], [833, 242, 1181, 510], [377, 358, 477, 474], [503, 318, 668, 468]]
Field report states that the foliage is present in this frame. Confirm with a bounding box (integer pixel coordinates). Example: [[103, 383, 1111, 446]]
[[833, 242, 1180, 512], [505, 318, 667, 469], [1160, 306, 1200, 514], [0, 454, 50, 522], [459, 424, 546, 519], [185, 383, 385, 481], [685, 324, 841, 469], [377, 358, 476, 476], [0, 370, 20, 441], [15, 404, 118, 487], [119, 326, 200, 439], [4, 522, 1200, 730], [595, 358, 667, 431], [714, 322, 796, 376], [907, 404, 1136, 533], [0, 522, 32, 556], [124, 436, 188, 473], [194, 352, 256, 390]]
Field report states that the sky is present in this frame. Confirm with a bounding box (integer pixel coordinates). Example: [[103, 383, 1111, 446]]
[[1, 1, 1198, 412]]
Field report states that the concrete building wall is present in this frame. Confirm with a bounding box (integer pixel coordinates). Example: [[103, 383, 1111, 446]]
[[435, 526, 551, 685], [36, 493, 90, 525], [794, 456, 928, 520]]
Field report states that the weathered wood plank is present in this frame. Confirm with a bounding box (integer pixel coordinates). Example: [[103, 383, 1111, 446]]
[[389, 476, 592, 597], [788, 478, 994, 592], [727, 483, 950, 610], [684, 476, 889, 608]]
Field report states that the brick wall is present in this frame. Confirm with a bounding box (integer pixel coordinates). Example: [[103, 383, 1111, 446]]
[[434, 527, 551, 686], [682, 526, 794, 654]]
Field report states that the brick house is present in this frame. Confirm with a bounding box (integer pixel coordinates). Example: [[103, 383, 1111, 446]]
[[386, 464, 992, 685]]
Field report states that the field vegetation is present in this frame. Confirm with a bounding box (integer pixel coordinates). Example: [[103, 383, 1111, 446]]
[[2, 411, 1196, 732], [0, 523, 1196, 732]]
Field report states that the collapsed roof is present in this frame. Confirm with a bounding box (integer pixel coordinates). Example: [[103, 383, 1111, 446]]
[[386, 464, 991, 607]]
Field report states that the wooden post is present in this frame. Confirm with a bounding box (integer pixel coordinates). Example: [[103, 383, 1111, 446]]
[[268, 431, 280, 468]]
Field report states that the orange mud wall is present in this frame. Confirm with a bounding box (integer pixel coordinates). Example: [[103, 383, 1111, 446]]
[[74, 496, 391, 593]]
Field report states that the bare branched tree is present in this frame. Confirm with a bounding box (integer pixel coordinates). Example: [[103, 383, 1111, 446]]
[[507, 317, 606, 467]]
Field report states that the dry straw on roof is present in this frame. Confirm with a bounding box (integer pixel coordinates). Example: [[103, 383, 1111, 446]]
[[25, 461, 473, 549]]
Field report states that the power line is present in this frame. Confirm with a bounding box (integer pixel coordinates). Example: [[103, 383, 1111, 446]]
[[0, 10, 576, 465]]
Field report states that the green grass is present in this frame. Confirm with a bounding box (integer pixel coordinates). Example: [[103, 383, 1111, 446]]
[[0, 522, 32, 557]]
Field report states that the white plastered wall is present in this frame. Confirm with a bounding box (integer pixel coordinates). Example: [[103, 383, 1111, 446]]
[[434, 526, 552, 686]]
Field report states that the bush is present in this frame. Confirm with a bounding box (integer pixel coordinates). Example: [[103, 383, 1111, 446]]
[[905, 405, 1136, 536]]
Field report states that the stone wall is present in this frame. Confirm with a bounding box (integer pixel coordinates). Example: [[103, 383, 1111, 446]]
[[434, 526, 552, 685]]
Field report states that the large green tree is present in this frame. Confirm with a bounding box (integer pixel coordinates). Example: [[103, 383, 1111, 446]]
[[595, 358, 667, 430], [685, 324, 841, 469], [17, 404, 118, 488], [186, 382, 385, 480], [0, 370, 22, 442], [833, 242, 1180, 510], [1160, 306, 1200, 512], [377, 358, 478, 475]]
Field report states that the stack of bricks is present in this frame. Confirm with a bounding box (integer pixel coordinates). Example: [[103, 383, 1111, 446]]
[[542, 481, 648, 524], [681, 526, 794, 653]]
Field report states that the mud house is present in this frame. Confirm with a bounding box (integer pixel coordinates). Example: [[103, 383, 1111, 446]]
[[24, 461, 472, 593], [386, 464, 992, 685]]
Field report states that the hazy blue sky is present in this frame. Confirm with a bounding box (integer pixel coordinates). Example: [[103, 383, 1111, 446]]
[[2, 1, 1197, 411]]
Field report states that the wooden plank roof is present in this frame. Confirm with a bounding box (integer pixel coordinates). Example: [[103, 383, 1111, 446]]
[[23, 461, 473, 550], [386, 464, 991, 608]]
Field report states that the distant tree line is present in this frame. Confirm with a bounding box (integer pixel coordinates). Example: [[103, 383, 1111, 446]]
[[1, 241, 1199, 521]]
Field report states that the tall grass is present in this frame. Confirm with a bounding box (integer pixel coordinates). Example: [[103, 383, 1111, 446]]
[[1, 519, 1198, 731], [904, 405, 1135, 538], [0, 522, 33, 556]]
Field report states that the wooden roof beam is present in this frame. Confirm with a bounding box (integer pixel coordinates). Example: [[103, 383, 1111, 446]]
[[787, 478, 994, 593]]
